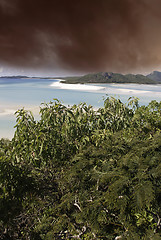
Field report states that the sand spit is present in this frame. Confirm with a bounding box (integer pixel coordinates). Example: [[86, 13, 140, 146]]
[[50, 81, 105, 91]]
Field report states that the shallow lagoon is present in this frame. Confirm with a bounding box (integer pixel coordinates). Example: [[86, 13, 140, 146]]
[[0, 78, 161, 139]]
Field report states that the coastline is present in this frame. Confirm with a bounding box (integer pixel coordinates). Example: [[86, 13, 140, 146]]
[[0, 79, 161, 139], [50, 81, 105, 91], [0, 105, 40, 117], [0, 105, 40, 140], [50, 80, 161, 96]]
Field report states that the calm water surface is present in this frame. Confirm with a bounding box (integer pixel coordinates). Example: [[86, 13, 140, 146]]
[[0, 78, 161, 139]]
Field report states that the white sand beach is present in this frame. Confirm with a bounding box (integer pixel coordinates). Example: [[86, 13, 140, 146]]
[[0, 105, 40, 139], [116, 88, 149, 94], [50, 81, 106, 91], [0, 78, 161, 140], [0, 105, 40, 117], [0, 108, 16, 116], [107, 88, 161, 96], [50, 81, 161, 96]]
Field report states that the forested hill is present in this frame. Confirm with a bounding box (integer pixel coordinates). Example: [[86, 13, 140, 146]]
[[147, 71, 161, 83], [62, 71, 161, 84], [1, 70, 161, 84], [1, 97, 161, 239]]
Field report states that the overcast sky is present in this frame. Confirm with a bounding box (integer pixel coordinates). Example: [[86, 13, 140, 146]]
[[0, 0, 161, 76]]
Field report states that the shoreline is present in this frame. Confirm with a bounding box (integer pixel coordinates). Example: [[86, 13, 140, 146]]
[[0, 105, 40, 117], [50, 80, 161, 96], [50, 81, 106, 91]]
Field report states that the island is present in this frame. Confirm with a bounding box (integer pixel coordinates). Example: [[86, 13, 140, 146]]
[[61, 71, 161, 84], [1, 70, 161, 85]]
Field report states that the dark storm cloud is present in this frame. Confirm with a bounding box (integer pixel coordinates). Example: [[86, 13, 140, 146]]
[[0, 0, 161, 72]]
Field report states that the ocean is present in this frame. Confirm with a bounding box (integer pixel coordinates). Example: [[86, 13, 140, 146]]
[[1, 77, 161, 139]]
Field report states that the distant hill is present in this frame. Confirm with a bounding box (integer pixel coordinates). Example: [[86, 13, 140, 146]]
[[63, 72, 160, 84], [1, 71, 161, 84], [0, 75, 28, 79], [147, 71, 161, 83]]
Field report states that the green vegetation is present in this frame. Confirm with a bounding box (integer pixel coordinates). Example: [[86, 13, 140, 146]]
[[0, 97, 161, 239], [147, 71, 161, 83], [2, 70, 161, 84], [62, 72, 159, 84]]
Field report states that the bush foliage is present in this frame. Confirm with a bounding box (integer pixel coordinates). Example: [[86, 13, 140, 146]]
[[0, 97, 161, 239]]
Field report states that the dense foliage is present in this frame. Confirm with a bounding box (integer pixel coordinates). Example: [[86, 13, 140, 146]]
[[0, 97, 161, 239]]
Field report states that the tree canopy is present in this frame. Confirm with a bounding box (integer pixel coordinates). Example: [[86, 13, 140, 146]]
[[0, 97, 161, 239]]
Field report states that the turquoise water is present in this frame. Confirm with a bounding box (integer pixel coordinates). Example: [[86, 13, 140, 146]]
[[0, 78, 161, 139]]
